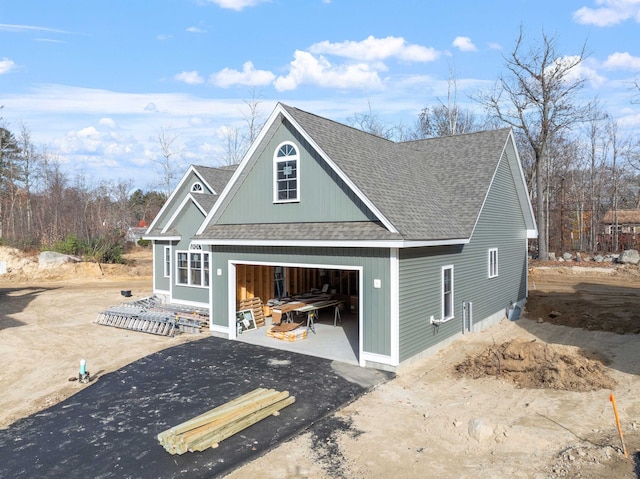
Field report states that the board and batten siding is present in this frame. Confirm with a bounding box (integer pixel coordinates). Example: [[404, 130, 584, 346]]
[[153, 240, 171, 292], [216, 119, 376, 225], [169, 201, 210, 305], [210, 245, 392, 357], [398, 150, 529, 362]]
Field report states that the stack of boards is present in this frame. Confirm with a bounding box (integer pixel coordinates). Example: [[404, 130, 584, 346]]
[[157, 388, 295, 455]]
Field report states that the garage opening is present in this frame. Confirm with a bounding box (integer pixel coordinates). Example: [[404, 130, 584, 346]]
[[233, 263, 360, 364]]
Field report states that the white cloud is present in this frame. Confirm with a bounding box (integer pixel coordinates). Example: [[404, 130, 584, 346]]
[[603, 51, 640, 70], [452, 36, 477, 52], [274, 50, 385, 91], [550, 56, 607, 88], [203, 0, 269, 11], [99, 118, 117, 128], [573, 0, 640, 26], [308, 35, 439, 62], [0, 57, 16, 74], [488, 42, 502, 50], [156, 34, 172, 41], [186, 26, 206, 33], [174, 70, 205, 85], [209, 61, 275, 87]]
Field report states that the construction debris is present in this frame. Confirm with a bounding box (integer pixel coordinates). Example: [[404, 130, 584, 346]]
[[95, 295, 209, 336], [157, 388, 295, 455]]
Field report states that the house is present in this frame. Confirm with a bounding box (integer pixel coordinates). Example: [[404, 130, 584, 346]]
[[144, 103, 537, 370], [600, 209, 640, 251]]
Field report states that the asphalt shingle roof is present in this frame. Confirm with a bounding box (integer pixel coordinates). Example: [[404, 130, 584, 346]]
[[281, 104, 510, 241]]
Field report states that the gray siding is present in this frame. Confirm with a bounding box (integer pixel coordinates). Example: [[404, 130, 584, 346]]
[[210, 245, 392, 356], [153, 170, 212, 232], [169, 202, 210, 305], [217, 119, 376, 225], [398, 150, 528, 362], [153, 241, 171, 292]]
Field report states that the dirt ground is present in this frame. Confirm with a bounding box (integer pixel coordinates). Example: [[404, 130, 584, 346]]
[[1, 249, 640, 478]]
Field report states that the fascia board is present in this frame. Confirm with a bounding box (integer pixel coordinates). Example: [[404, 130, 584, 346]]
[[146, 165, 198, 233], [195, 104, 285, 236], [143, 235, 181, 241], [161, 194, 207, 234], [191, 238, 469, 248]]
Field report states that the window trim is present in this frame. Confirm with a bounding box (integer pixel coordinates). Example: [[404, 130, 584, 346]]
[[442, 265, 454, 321], [191, 182, 203, 192], [175, 249, 210, 288], [273, 141, 300, 204], [163, 246, 171, 278], [488, 248, 498, 278]]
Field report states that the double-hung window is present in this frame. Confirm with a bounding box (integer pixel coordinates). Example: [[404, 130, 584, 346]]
[[176, 245, 209, 287], [273, 142, 299, 203], [488, 248, 498, 278], [442, 265, 454, 320]]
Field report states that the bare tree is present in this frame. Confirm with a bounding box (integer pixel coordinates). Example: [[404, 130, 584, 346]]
[[153, 127, 183, 197], [416, 69, 483, 138], [347, 100, 395, 139], [477, 27, 590, 260]]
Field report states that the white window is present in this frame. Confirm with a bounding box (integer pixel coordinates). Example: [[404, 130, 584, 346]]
[[273, 142, 299, 203], [191, 182, 203, 192], [176, 249, 209, 287], [488, 248, 498, 278], [442, 265, 454, 320], [164, 246, 171, 278]]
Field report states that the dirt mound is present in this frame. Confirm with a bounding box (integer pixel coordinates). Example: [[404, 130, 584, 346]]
[[0, 246, 151, 282], [455, 338, 616, 391]]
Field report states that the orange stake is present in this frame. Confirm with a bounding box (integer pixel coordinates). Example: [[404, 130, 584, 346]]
[[609, 393, 628, 458]]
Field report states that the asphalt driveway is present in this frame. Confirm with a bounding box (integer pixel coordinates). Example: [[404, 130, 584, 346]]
[[0, 336, 392, 478]]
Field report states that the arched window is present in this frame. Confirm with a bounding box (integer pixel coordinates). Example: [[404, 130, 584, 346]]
[[191, 182, 203, 192], [273, 142, 299, 203]]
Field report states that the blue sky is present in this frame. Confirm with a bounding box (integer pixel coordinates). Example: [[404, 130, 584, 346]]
[[1, 0, 639, 191]]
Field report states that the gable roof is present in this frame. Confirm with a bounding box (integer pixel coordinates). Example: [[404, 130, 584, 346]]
[[195, 103, 535, 246], [279, 104, 512, 240], [144, 164, 236, 239]]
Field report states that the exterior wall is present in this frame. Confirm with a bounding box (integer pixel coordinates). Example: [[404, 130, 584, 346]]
[[217, 119, 376, 225], [210, 245, 392, 357], [169, 202, 210, 306], [398, 150, 528, 362], [153, 170, 213, 229], [153, 241, 171, 293]]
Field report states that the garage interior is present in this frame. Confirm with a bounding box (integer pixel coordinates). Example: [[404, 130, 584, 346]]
[[234, 264, 360, 364]]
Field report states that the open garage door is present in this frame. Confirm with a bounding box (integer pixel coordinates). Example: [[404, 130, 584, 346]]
[[233, 263, 361, 365]]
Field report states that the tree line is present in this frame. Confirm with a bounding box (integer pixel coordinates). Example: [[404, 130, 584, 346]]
[[0, 119, 165, 261], [1, 29, 639, 261]]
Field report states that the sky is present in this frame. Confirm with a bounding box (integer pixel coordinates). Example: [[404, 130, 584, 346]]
[[1, 0, 639, 192]]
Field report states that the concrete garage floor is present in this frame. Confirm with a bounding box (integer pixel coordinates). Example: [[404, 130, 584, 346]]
[[0, 335, 391, 479], [236, 309, 360, 365]]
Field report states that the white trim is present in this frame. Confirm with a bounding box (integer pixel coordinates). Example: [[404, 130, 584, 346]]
[[196, 103, 398, 236], [146, 165, 218, 233], [272, 141, 300, 204], [162, 194, 209, 234], [191, 238, 470, 249], [168, 298, 210, 309], [389, 248, 400, 366], [441, 264, 454, 321], [143, 235, 181, 241], [527, 229, 538, 239], [163, 245, 171, 278], [361, 351, 396, 368], [175, 250, 210, 288], [488, 247, 498, 278], [227, 259, 364, 364], [191, 181, 204, 192]]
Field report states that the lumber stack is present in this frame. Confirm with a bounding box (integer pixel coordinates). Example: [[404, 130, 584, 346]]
[[238, 297, 265, 327], [157, 388, 295, 454]]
